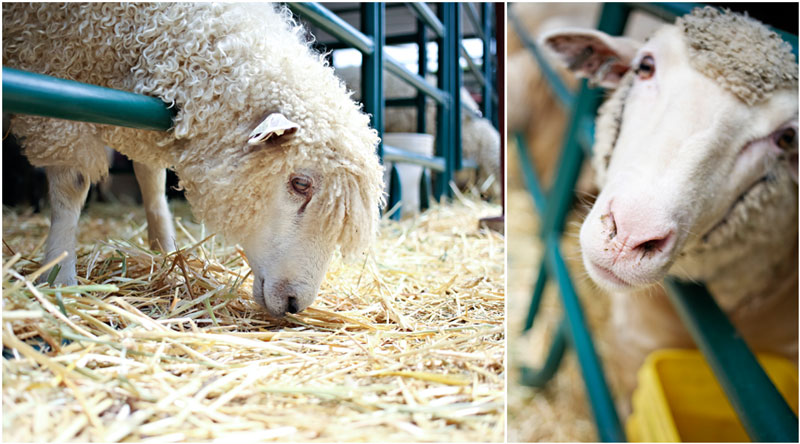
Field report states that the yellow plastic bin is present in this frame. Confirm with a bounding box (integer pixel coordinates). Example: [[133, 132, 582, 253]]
[[626, 349, 798, 442]]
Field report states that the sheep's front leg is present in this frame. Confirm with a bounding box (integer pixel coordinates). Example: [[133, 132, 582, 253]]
[[133, 162, 176, 252], [41, 166, 91, 285]]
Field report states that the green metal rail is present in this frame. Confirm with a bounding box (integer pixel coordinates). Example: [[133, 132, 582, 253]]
[[513, 2, 799, 442], [2, 67, 175, 131]]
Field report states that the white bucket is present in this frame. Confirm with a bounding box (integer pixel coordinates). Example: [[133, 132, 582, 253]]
[[382, 132, 435, 216]]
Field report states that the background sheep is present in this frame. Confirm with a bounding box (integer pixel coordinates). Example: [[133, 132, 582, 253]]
[[2, 3, 384, 318], [542, 6, 797, 400], [335, 65, 501, 199]]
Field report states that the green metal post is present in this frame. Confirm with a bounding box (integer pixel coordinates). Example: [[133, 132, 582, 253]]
[[361, 3, 398, 219], [449, 3, 463, 172], [416, 18, 427, 134], [482, 3, 494, 125], [361, 3, 385, 156], [2, 67, 175, 131], [420, 169, 431, 211], [435, 4, 451, 199], [388, 165, 403, 217], [665, 279, 799, 442], [416, 17, 432, 212]]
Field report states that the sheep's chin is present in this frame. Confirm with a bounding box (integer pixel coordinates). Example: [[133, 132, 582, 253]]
[[584, 258, 668, 293]]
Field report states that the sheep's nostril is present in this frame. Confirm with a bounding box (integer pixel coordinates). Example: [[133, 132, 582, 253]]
[[602, 211, 618, 240], [632, 232, 673, 256], [286, 296, 299, 314]]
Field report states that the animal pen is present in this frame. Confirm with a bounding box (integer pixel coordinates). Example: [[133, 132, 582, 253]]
[[510, 2, 798, 442], [2, 2, 504, 442]]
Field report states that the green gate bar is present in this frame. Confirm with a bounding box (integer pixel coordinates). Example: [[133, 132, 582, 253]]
[[2, 67, 175, 131]]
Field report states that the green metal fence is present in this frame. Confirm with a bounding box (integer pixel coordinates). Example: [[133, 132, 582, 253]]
[[511, 3, 798, 442]]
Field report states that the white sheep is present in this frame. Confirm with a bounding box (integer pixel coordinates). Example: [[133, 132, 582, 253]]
[[335, 65, 501, 199], [543, 7, 798, 395], [2, 3, 385, 318]]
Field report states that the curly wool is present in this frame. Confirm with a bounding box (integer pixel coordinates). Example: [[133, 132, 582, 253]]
[[2, 3, 384, 257], [678, 7, 798, 106]]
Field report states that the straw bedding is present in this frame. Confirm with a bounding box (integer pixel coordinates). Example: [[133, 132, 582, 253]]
[[2, 195, 504, 442]]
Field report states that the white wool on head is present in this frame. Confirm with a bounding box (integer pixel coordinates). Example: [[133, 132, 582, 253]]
[[678, 7, 798, 106], [3, 3, 385, 258]]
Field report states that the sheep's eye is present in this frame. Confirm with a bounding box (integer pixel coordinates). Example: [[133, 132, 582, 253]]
[[776, 127, 797, 151], [290, 176, 312, 195], [635, 55, 655, 80]]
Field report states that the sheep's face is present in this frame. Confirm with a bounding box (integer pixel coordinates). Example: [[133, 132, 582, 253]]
[[214, 112, 382, 318], [543, 22, 798, 291], [240, 168, 334, 318]]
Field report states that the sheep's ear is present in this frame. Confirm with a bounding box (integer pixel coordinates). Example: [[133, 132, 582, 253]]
[[540, 28, 641, 89], [247, 113, 300, 145]]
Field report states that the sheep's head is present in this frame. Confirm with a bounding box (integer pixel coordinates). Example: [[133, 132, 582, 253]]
[[542, 7, 798, 291], [177, 108, 384, 318]]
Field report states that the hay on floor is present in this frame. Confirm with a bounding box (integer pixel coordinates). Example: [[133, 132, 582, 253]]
[[2, 195, 504, 442]]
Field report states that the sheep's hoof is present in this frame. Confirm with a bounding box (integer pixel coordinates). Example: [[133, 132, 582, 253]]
[[34, 268, 77, 287]]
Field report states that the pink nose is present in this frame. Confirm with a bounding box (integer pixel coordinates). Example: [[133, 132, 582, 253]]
[[602, 202, 676, 263]]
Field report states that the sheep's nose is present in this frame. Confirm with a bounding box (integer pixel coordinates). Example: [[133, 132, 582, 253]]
[[604, 203, 677, 262], [287, 296, 299, 314]]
